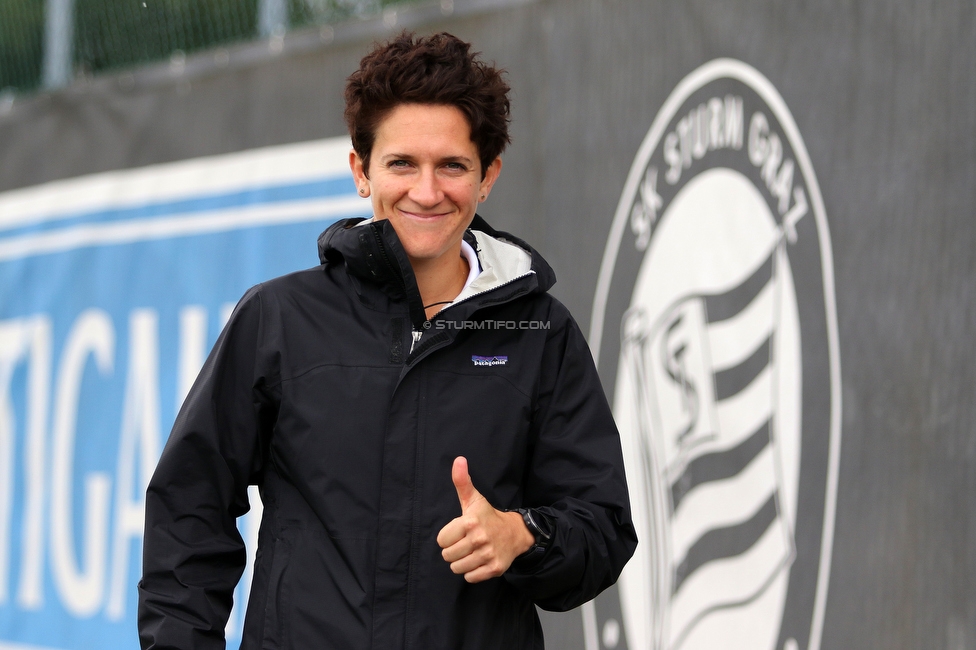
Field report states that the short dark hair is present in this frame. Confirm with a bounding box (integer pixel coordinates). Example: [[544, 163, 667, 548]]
[[344, 31, 511, 178]]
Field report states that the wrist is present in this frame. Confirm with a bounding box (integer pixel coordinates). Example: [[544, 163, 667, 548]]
[[510, 507, 553, 557], [505, 510, 536, 556]]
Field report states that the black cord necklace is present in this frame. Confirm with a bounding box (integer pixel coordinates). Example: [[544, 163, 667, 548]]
[[423, 256, 469, 311]]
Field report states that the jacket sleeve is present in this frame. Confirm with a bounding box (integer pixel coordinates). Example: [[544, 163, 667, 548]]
[[138, 286, 278, 649], [504, 301, 638, 611]]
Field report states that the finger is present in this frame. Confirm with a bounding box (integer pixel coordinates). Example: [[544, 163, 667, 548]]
[[452, 456, 481, 511], [436, 517, 467, 549], [463, 563, 503, 583], [450, 550, 491, 577], [441, 538, 475, 564]]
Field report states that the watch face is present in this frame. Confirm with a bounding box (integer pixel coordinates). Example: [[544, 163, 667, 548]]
[[529, 508, 553, 540], [522, 508, 551, 545]]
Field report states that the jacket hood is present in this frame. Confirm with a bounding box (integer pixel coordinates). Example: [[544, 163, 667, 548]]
[[317, 215, 556, 324]]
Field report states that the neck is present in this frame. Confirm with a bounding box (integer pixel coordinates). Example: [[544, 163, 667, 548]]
[[412, 246, 469, 320]]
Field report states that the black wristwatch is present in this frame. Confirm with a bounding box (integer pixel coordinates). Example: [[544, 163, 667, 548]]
[[514, 507, 553, 554]]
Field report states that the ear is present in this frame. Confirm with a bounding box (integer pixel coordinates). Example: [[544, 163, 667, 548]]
[[478, 157, 503, 203], [350, 149, 370, 198]]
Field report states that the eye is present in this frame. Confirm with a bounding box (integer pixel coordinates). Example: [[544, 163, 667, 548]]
[[389, 159, 410, 169], [444, 162, 467, 173]]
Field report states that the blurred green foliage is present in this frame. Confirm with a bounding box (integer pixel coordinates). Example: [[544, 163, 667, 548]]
[[73, 0, 259, 76], [0, 0, 45, 92], [0, 0, 419, 94]]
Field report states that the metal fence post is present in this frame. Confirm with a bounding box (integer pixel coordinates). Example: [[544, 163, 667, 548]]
[[42, 0, 74, 89], [258, 0, 289, 38]]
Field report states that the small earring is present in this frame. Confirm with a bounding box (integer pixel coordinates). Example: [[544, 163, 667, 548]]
[[359, 188, 365, 195], [480, 194, 485, 200]]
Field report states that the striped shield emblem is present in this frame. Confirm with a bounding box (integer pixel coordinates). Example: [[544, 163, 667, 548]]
[[621, 248, 795, 650], [595, 60, 841, 650]]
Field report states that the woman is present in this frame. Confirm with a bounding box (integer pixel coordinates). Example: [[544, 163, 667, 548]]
[[139, 32, 636, 650]]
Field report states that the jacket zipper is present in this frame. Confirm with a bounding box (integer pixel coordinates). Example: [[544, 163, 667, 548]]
[[403, 366, 428, 650], [370, 225, 407, 296], [438, 271, 535, 314]]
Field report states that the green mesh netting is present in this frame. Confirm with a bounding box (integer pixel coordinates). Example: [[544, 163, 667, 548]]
[[0, 0, 417, 94], [73, 0, 258, 78], [0, 0, 45, 92]]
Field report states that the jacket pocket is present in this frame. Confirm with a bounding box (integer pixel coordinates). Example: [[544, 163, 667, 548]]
[[260, 534, 294, 649]]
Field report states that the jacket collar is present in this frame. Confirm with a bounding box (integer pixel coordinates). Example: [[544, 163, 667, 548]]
[[318, 215, 556, 329]]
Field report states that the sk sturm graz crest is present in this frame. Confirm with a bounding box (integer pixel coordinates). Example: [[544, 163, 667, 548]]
[[590, 60, 842, 650]]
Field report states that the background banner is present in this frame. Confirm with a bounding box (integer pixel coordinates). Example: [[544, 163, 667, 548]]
[[0, 138, 368, 648]]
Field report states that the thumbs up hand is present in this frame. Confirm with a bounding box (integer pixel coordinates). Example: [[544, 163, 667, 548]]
[[436, 456, 536, 583]]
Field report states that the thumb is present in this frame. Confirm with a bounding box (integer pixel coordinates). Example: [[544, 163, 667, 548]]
[[452, 456, 480, 511]]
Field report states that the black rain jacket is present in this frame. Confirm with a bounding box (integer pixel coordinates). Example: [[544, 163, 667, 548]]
[[138, 216, 637, 650]]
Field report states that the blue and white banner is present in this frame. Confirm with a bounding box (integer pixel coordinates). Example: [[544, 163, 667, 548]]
[[0, 137, 369, 649]]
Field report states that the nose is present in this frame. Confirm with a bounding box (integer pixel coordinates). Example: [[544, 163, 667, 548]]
[[408, 167, 443, 207]]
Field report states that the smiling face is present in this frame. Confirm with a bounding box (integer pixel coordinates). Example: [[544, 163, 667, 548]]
[[350, 103, 502, 269]]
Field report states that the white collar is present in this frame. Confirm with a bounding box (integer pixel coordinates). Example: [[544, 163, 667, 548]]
[[459, 239, 481, 294]]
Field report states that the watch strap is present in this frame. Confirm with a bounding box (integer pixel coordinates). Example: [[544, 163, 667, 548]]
[[514, 507, 552, 553]]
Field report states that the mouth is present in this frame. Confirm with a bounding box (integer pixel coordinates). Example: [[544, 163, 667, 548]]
[[397, 208, 452, 221]]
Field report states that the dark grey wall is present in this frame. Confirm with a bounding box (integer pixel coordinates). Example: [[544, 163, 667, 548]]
[[1, 0, 973, 647]]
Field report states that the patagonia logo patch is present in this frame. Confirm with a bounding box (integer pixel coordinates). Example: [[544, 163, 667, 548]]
[[472, 355, 508, 367]]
